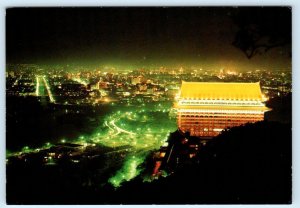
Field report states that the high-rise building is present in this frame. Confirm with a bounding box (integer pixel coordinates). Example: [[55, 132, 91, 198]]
[[175, 81, 270, 138]]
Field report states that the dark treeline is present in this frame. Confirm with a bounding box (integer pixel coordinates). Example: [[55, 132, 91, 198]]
[[113, 121, 291, 204]]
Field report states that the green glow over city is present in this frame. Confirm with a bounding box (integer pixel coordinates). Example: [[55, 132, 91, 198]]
[[7, 102, 177, 186]]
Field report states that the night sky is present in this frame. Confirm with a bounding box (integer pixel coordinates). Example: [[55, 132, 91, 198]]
[[6, 7, 291, 70]]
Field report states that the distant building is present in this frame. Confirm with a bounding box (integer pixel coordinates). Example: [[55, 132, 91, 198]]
[[175, 81, 270, 138]]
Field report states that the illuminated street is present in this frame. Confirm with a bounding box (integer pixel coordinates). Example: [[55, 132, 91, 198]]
[[35, 75, 55, 103]]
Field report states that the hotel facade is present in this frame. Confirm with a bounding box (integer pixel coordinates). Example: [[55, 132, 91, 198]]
[[176, 81, 270, 138]]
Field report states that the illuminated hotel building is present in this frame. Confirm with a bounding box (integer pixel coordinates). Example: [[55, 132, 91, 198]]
[[176, 82, 270, 138]]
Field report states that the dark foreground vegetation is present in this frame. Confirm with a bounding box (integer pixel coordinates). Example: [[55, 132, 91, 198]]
[[116, 121, 291, 204]]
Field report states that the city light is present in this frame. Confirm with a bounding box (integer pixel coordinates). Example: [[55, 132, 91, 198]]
[[5, 7, 292, 204], [7, 65, 285, 187], [36, 76, 39, 96], [40, 75, 55, 103], [72, 77, 88, 86]]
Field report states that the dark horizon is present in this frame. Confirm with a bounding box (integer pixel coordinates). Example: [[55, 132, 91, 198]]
[[6, 7, 291, 70]]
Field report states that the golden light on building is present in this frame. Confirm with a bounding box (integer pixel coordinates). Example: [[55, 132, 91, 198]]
[[175, 81, 270, 138]]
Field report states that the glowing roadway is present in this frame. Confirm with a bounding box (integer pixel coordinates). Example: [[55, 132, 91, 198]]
[[105, 119, 136, 137], [35, 75, 55, 103]]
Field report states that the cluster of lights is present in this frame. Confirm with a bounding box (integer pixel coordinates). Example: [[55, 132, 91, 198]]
[[180, 97, 264, 102], [178, 99, 266, 106], [178, 109, 267, 114], [7, 102, 177, 187], [35, 76, 39, 96], [72, 77, 88, 86]]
